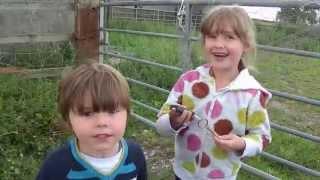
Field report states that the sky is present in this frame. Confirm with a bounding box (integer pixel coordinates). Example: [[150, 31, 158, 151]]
[[242, 6, 281, 21]]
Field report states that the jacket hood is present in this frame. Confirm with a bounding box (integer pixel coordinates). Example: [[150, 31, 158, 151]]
[[197, 65, 272, 101], [228, 69, 272, 101]]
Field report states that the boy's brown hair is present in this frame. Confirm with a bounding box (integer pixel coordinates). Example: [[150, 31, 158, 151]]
[[58, 63, 130, 122]]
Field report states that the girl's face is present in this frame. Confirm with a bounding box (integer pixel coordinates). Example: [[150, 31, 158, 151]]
[[204, 23, 248, 74], [69, 94, 127, 158]]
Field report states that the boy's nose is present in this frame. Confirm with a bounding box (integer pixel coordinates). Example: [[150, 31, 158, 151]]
[[96, 113, 110, 127]]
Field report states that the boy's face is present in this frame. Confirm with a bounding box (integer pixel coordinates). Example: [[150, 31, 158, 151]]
[[203, 22, 248, 74], [69, 95, 127, 158]]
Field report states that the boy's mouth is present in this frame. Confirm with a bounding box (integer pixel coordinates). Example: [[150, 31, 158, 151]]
[[94, 133, 112, 139]]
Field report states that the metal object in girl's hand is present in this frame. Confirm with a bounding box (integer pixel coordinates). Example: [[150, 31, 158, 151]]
[[170, 105, 218, 137]]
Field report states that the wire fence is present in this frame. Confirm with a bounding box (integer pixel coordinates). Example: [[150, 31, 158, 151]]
[[110, 6, 202, 29]]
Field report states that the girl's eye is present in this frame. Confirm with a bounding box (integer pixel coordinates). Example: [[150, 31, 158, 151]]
[[225, 34, 235, 39], [208, 34, 217, 39]]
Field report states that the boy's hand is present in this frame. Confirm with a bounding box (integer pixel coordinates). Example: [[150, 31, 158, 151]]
[[213, 133, 246, 154], [169, 105, 193, 130]]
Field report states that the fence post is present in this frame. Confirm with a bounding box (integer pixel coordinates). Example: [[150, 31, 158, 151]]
[[74, 0, 99, 63], [108, 3, 112, 22], [99, 0, 105, 63], [99, 0, 110, 64], [180, 2, 192, 72], [135, 8, 138, 21]]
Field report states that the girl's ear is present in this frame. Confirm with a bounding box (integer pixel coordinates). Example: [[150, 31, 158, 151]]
[[243, 40, 250, 53], [201, 35, 206, 46]]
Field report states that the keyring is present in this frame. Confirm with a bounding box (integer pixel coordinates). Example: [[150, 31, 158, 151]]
[[195, 115, 218, 137], [197, 118, 208, 129]]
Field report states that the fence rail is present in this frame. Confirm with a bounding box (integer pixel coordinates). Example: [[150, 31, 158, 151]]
[[110, 7, 202, 28], [102, 0, 320, 8], [103, 28, 320, 59], [104, 50, 320, 107]]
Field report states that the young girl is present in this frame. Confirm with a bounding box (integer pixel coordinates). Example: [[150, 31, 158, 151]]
[[156, 6, 271, 180], [37, 63, 147, 180]]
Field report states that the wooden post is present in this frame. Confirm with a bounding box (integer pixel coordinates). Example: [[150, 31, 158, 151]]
[[73, 0, 99, 63]]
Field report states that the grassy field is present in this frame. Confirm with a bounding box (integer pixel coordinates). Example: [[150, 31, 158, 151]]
[[0, 19, 319, 180]]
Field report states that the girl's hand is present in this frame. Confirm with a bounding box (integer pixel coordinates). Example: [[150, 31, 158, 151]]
[[169, 105, 193, 130], [213, 133, 246, 154]]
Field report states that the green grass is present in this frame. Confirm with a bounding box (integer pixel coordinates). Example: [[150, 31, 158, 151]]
[[1, 42, 74, 68], [0, 75, 60, 179]]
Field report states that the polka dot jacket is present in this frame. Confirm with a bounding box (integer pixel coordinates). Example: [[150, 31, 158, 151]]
[[156, 64, 272, 180]]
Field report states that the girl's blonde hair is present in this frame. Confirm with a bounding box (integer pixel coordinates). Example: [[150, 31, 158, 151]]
[[200, 5, 256, 69]]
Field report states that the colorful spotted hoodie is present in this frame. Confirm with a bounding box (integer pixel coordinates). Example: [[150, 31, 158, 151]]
[[156, 64, 272, 180]]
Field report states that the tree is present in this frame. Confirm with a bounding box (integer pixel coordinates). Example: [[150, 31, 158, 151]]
[[276, 7, 318, 25]]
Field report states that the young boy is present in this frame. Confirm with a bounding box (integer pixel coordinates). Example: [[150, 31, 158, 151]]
[[37, 63, 147, 180]]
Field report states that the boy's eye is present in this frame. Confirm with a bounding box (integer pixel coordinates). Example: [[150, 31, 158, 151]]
[[80, 111, 94, 117], [109, 108, 121, 114]]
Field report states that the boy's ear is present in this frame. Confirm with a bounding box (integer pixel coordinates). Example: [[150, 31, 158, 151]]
[[67, 121, 72, 129], [53, 118, 73, 135]]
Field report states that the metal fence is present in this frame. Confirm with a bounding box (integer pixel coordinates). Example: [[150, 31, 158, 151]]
[[110, 6, 202, 28], [100, 0, 320, 179]]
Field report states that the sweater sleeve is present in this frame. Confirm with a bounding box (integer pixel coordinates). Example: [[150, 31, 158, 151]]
[[240, 90, 272, 158], [155, 73, 189, 137], [36, 159, 53, 180], [137, 145, 147, 180], [36, 145, 70, 180]]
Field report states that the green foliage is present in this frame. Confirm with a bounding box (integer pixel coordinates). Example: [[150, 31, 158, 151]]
[[109, 20, 178, 34], [2, 41, 75, 69], [245, 129, 320, 179], [0, 75, 62, 179], [276, 7, 319, 25]]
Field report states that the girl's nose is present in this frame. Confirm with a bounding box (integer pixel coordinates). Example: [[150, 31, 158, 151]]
[[213, 36, 224, 48]]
